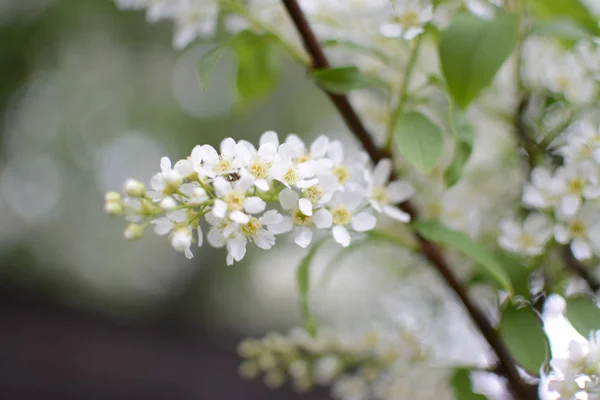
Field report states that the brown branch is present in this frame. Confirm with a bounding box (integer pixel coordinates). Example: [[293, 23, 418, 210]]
[[562, 246, 600, 293], [280, 1, 535, 399]]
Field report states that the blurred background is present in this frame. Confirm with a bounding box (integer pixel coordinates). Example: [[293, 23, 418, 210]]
[[0, 0, 411, 398]]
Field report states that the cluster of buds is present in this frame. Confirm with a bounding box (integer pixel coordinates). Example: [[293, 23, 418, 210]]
[[237, 327, 450, 400], [104, 131, 414, 264]]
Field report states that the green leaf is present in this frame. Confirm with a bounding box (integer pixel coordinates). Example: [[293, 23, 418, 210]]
[[312, 66, 387, 94], [439, 13, 518, 109], [444, 106, 474, 187], [322, 40, 392, 62], [499, 305, 549, 375], [197, 44, 230, 90], [451, 369, 486, 400], [395, 112, 444, 174], [529, 18, 593, 40], [526, 0, 600, 36], [297, 239, 328, 336], [414, 220, 513, 295], [232, 31, 282, 104], [566, 296, 600, 337]]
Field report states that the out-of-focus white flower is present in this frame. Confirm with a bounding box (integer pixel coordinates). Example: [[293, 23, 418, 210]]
[[323, 189, 376, 247], [365, 159, 413, 223], [380, 0, 433, 40], [554, 201, 600, 260], [499, 213, 553, 256]]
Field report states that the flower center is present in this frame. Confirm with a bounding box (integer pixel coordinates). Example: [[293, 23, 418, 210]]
[[303, 186, 323, 203], [215, 159, 233, 173], [397, 10, 420, 28], [283, 167, 298, 186], [567, 178, 585, 195], [295, 154, 311, 164], [293, 209, 312, 226], [569, 220, 586, 237], [371, 186, 388, 204], [331, 206, 352, 226], [333, 166, 350, 185], [224, 192, 245, 211], [519, 232, 537, 249], [241, 217, 262, 237], [249, 160, 269, 179]]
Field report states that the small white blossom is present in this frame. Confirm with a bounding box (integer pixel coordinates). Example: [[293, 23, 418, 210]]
[[499, 213, 553, 256], [365, 159, 413, 223], [380, 0, 433, 40]]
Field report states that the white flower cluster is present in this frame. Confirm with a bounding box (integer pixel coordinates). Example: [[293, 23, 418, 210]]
[[499, 121, 600, 261], [104, 132, 413, 264], [546, 330, 600, 399], [237, 327, 454, 400]]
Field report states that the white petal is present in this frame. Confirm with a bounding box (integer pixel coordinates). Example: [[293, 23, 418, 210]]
[[571, 238, 592, 260], [373, 159, 392, 185], [213, 177, 232, 197], [184, 248, 194, 259], [260, 130, 279, 148], [295, 227, 313, 248], [382, 205, 411, 223], [257, 143, 277, 160], [235, 175, 254, 192], [380, 22, 403, 38], [279, 188, 299, 210], [332, 225, 351, 247], [386, 181, 414, 203], [554, 225, 570, 244], [254, 231, 276, 250], [220, 137, 236, 157], [212, 199, 227, 218], [310, 136, 329, 159], [197, 226, 203, 247], [255, 178, 270, 192], [260, 210, 284, 225], [404, 27, 424, 40], [230, 210, 250, 224], [151, 218, 173, 235], [313, 209, 333, 229], [160, 156, 172, 172], [327, 140, 344, 165], [244, 197, 266, 214], [191, 145, 203, 165], [560, 195, 581, 217], [200, 145, 219, 164], [269, 217, 294, 234], [351, 212, 376, 232], [228, 237, 247, 262], [298, 160, 318, 178], [299, 198, 313, 216], [207, 228, 226, 248]]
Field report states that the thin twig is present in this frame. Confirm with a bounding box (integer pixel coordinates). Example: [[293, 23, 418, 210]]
[[280, 1, 535, 398], [562, 246, 600, 294]]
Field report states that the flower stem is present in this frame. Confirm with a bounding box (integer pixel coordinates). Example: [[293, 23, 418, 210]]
[[384, 34, 424, 152]]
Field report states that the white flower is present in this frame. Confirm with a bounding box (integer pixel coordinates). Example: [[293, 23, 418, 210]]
[[380, 0, 433, 40], [225, 210, 289, 265], [150, 156, 183, 195], [123, 178, 146, 197], [554, 201, 600, 260], [196, 137, 245, 178], [296, 174, 339, 217], [554, 164, 600, 217], [171, 0, 219, 50], [314, 355, 342, 385], [522, 167, 564, 210], [332, 375, 369, 400], [238, 131, 279, 192], [499, 213, 553, 256], [323, 189, 376, 247], [171, 226, 194, 259], [212, 175, 265, 223], [327, 140, 369, 187], [365, 159, 413, 223], [276, 188, 332, 248]]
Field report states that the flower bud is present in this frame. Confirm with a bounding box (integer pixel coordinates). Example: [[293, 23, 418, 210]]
[[124, 224, 144, 240], [160, 196, 178, 211], [105, 191, 122, 203], [123, 179, 146, 197], [170, 227, 192, 252], [104, 201, 123, 216], [163, 169, 183, 188]]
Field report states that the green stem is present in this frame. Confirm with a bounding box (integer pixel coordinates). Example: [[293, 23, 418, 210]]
[[384, 34, 424, 151]]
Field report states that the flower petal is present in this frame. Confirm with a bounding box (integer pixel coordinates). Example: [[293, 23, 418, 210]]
[[230, 210, 250, 224], [313, 208, 333, 229], [332, 225, 351, 247], [373, 159, 392, 185], [386, 181, 414, 203], [212, 199, 227, 218], [351, 212, 376, 232], [382, 205, 411, 223], [244, 197, 266, 214], [260, 130, 279, 148], [279, 188, 299, 210], [295, 227, 313, 248], [299, 198, 313, 216]]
